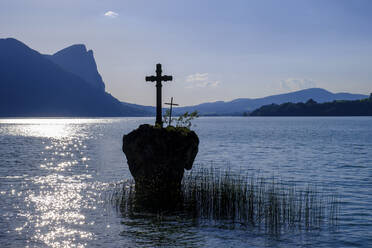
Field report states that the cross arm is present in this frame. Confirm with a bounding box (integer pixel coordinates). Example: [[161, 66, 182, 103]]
[[161, 75, 173, 81], [145, 76, 157, 82]]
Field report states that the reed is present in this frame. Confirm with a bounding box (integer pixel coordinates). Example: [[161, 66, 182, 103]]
[[114, 167, 339, 233]]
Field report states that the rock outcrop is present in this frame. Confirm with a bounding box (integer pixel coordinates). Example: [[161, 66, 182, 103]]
[[45, 44, 105, 91], [122, 124, 199, 199]]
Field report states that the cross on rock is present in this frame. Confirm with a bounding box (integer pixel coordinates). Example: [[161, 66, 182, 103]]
[[165, 97, 179, 126], [146, 64, 173, 127]]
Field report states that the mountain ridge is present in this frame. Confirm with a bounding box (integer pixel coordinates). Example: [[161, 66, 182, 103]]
[[0, 38, 368, 117], [0, 38, 148, 117], [173, 88, 368, 115], [44, 44, 106, 91], [250, 96, 372, 116], [124, 88, 368, 116]]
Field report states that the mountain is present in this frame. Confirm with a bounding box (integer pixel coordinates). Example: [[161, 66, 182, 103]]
[[0, 38, 148, 117], [250, 96, 372, 116], [1, 38, 367, 117], [121, 102, 155, 116], [44, 44, 105, 91], [171, 88, 368, 116]]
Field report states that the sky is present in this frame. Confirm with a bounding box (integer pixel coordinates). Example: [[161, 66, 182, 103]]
[[1, 0, 371, 106]]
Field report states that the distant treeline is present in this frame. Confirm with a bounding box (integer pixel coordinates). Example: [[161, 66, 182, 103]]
[[250, 94, 372, 116]]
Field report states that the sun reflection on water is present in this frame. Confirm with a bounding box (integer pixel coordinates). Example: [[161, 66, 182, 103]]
[[20, 174, 93, 247], [15, 170, 111, 247], [0, 119, 114, 247], [0, 118, 116, 138]]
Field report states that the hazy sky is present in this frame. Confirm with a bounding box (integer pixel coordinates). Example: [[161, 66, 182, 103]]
[[1, 0, 371, 106]]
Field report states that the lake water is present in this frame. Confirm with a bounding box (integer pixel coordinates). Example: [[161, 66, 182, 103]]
[[0, 117, 371, 247]]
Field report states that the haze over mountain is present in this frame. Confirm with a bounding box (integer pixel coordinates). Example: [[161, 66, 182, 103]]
[[0, 38, 149, 117], [173, 88, 368, 115], [128, 88, 368, 116]]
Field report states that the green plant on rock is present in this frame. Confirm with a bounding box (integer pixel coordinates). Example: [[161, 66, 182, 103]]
[[175, 111, 199, 129], [163, 110, 199, 129], [162, 109, 172, 126]]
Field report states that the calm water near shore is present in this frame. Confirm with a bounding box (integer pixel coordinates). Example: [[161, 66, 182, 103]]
[[0, 117, 371, 247]]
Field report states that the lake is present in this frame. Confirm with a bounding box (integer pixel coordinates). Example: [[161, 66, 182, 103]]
[[0, 117, 371, 247]]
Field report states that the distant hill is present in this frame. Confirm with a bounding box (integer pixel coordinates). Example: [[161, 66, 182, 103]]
[[250, 95, 372, 116], [0, 38, 149, 117], [171, 88, 368, 116]]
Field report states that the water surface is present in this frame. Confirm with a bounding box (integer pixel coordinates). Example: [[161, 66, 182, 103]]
[[0, 117, 371, 247]]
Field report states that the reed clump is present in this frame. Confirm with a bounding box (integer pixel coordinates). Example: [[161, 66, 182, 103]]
[[114, 167, 339, 233]]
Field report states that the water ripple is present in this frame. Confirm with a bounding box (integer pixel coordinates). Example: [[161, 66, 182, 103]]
[[0, 117, 371, 247]]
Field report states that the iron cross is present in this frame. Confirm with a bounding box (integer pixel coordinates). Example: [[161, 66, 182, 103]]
[[145, 64, 173, 126], [165, 97, 179, 126]]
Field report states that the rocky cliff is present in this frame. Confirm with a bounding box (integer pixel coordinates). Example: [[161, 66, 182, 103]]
[[0, 38, 146, 117], [45, 44, 105, 91]]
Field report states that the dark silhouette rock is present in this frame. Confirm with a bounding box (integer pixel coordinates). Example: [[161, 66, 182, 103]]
[[122, 124, 199, 201]]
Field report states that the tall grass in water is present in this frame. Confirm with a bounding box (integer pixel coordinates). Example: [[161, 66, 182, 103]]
[[182, 168, 339, 232], [115, 168, 339, 233]]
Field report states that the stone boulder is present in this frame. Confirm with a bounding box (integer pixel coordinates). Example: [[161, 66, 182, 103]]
[[122, 124, 199, 198]]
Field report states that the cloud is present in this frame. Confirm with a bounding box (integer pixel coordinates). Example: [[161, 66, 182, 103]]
[[280, 78, 316, 91], [104, 11, 119, 18], [186, 73, 209, 82], [207, 81, 220, 87], [185, 73, 220, 88], [186, 81, 220, 89]]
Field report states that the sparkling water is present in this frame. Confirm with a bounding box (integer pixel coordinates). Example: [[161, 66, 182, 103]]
[[0, 117, 371, 247]]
